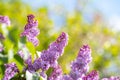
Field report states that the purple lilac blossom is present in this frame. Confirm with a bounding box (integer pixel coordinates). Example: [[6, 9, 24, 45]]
[[40, 71, 47, 79], [32, 58, 50, 72], [102, 76, 120, 80], [70, 45, 92, 80], [40, 32, 68, 68], [31, 32, 68, 78], [82, 70, 99, 80], [3, 63, 19, 80], [25, 56, 35, 73], [0, 15, 10, 26], [48, 65, 63, 80], [18, 49, 24, 58], [18, 32, 68, 78], [62, 75, 73, 80], [0, 47, 3, 52], [21, 14, 40, 46], [32, 32, 68, 72], [18, 48, 35, 73], [18, 48, 32, 65]]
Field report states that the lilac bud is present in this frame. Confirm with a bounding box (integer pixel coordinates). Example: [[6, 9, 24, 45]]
[[3, 63, 19, 80], [40, 61, 50, 71], [62, 75, 73, 80], [18, 49, 24, 58], [83, 70, 99, 80], [25, 14, 38, 29], [78, 45, 92, 64], [27, 36, 39, 47], [32, 58, 42, 71], [0, 15, 10, 26], [33, 58, 50, 71], [40, 71, 47, 79], [48, 65, 63, 80]]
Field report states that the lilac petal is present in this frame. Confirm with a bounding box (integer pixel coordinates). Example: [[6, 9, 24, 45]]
[[40, 71, 47, 79], [32, 58, 42, 71], [62, 75, 73, 80], [0, 15, 10, 26], [83, 70, 99, 80], [48, 65, 63, 80], [25, 14, 38, 29], [27, 36, 39, 46], [3, 63, 19, 80]]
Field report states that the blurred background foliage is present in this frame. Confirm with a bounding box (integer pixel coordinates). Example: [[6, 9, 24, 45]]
[[0, 0, 120, 79]]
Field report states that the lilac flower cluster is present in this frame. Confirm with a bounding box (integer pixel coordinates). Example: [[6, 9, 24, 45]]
[[3, 63, 19, 80], [3, 14, 120, 80], [21, 14, 40, 46], [39, 32, 68, 68], [70, 45, 92, 79], [18, 32, 68, 78], [0, 15, 10, 26]]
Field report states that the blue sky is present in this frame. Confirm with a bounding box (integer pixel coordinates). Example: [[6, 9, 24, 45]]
[[22, 0, 120, 17], [92, 0, 120, 18], [22, 0, 120, 30]]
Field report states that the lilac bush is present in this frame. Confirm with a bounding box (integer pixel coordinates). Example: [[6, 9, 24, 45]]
[[2, 14, 120, 80]]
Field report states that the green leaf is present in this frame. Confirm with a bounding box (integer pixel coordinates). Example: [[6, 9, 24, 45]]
[[26, 41, 36, 62]]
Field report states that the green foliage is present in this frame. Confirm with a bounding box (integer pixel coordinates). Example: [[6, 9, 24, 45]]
[[0, 0, 120, 79]]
